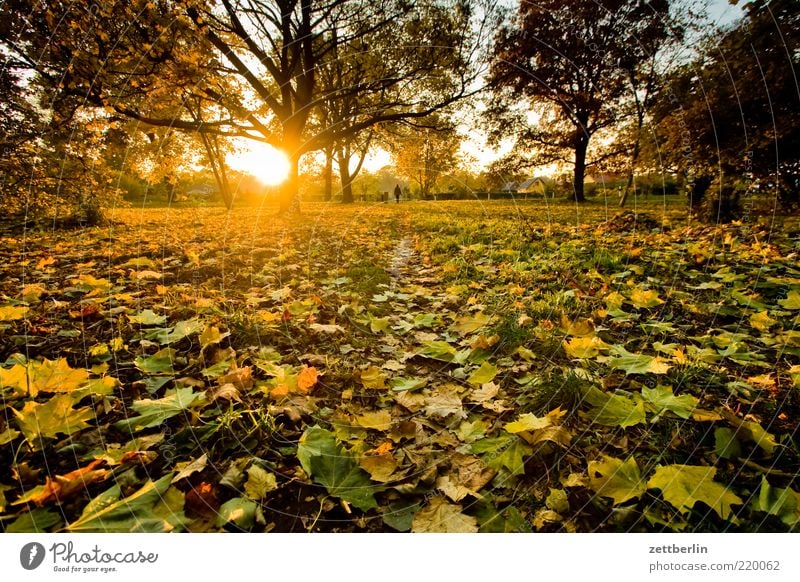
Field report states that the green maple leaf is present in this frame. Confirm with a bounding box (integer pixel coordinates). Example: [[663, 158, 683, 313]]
[[309, 451, 379, 511], [608, 345, 671, 375], [6, 508, 62, 533], [471, 435, 532, 476], [582, 386, 646, 428], [67, 475, 187, 532], [216, 497, 262, 530], [114, 387, 204, 432], [647, 465, 742, 521], [588, 455, 646, 505], [714, 427, 742, 460], [754, 476, 800, 527], [153, 318, 204, 345], [641, 385, 699, 419], [417, 340, 458, 362], [134, 348, 178, 374], [298, 426, 380, 511], [14, 394, 94, 445], [127, 309, 167, 326], [389, 376, 427, 392]]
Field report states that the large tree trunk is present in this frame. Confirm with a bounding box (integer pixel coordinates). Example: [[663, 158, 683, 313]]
[[199, 132, 233, 210], [323, 148, 333, 202], [688, 175, 712, 214], [573, 136, 588, 203], [339, 160, 354, 203], [619, 138, 641, 208], [278, 153, 300, 214]]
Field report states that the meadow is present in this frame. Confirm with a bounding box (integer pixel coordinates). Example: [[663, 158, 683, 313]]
[[1, 198, 798, 532]]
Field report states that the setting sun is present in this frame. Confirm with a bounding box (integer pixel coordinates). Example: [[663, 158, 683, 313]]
[[227, 139, 291, 186]]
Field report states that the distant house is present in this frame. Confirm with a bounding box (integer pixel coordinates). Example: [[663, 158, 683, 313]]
[[585, 172, 625, 185], [500, 181, 518, 193], [186, 184, 216, 197], [517, 177, 555, 197]]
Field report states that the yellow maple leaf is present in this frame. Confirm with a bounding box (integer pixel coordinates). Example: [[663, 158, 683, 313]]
[[563, 336, 609, 358]]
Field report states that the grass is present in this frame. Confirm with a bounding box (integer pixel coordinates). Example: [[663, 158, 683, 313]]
[[0, 196, 798, 533]]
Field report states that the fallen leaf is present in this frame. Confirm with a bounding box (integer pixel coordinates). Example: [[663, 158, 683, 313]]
[[172, 454, 208, 483], [297, 366, 319, 393], [14, 395, 94, 445], [243, 465, 278, 500], [355, 410, 392, 431], [360, 366, 386, 389], [588, 455, 646, 505], [411, 497, 478, 532], [452, 312, 493, 335], [467, 361, 498, 385], [754, 476, 800, 526], [14, 460, 108, 507], [563, 336, 609, 358], [647, 464, 742, 521]]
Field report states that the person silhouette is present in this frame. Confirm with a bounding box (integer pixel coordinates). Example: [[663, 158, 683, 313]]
[[394, 184, 401, 203]]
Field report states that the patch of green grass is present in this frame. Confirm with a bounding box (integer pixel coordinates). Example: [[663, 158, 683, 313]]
[[345, 262, 391, 296]]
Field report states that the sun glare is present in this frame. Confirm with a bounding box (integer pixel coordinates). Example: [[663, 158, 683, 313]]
[[227, 140, 291, 186]]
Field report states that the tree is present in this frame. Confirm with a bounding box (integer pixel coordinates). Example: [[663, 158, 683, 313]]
[[489, 0, 675, 202], [647, 0, 800, 219], [2, 0, 491, 213], [393, 120, 461, 198]]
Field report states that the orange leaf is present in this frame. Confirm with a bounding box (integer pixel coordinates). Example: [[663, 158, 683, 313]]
[[270, 384, 290, 400], [218, 365, 253, 389], [28, 460, 108, 507], [366, 441, 393, 456], [297, 366, 318, 393]]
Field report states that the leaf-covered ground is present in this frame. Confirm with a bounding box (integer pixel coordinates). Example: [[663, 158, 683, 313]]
[[1, 200, 799, 532]]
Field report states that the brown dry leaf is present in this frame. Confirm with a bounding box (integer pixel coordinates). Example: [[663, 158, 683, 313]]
[[436, 475, 474, 502], [296, 366, 319, 393], [218, 365, 254, 390], [359, 452, 398, 482], [468, 382, 499, 403], [25, 460, 109, 507], [424, 390, 466, 420], [451, 453, 496, 492], [411, 497, 478, 533], [210, 383, 242, 402], [389, 420, 419, 442], [309, 323, 345, 334], [185, 482, 220, 517], [394, 391, 426, 412]]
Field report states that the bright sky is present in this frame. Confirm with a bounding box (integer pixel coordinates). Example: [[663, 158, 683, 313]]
[[226, 138, 290, 186]]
